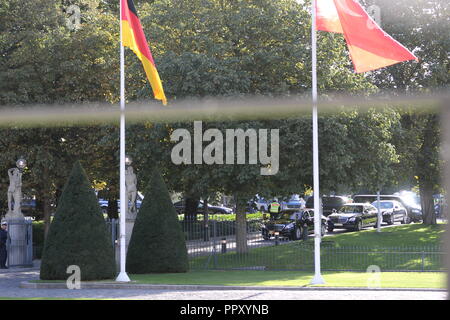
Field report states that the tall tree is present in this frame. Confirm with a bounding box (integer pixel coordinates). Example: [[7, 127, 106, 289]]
[[361, 0, 449, 224]]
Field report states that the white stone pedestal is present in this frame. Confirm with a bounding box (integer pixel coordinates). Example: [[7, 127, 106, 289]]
[[115, 217, 136, 269], [5, 212, 32, 268]]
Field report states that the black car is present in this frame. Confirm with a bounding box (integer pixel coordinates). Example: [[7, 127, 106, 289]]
[[173, 199, 233, 215], [327, 203, 378, 232], [261, 210, 327, 241], [353, 194, 421, 223], [370, 200, 408, 225], [305, 195, 352, 216]]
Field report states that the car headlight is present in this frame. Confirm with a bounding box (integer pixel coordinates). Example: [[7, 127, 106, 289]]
[[348, 217, 356, 222], [285, 223, 295, 229], [412, 209, 420, 213]]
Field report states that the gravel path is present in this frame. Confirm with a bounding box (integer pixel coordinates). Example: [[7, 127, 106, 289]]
[[0, 269, 447, 300]]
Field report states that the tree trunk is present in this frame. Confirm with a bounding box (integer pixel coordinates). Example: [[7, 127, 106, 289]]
[[420, 182, 436, 225], [235, 194, 248, 254], [417, 114, 439, 225], [43, 197, 52, 239], [184, 197, 199, 222]]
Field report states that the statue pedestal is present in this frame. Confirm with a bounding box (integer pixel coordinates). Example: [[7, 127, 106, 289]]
[[5, 213, 32, 268], [114, 216, 136, 269]]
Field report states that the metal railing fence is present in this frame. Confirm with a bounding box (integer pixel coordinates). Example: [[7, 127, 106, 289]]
[[105, 217, 446, 272]]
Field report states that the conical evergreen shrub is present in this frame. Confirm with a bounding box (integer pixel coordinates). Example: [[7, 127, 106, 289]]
[[126, 167, 188, 273], [40, 161, 116, 280]]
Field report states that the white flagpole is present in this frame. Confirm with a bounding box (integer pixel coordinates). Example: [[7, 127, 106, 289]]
[[310, 0, 325, 285], [116, 0, 131, 282]]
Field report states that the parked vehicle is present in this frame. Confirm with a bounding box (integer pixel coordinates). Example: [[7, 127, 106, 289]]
[[327, 203, 378, 232], [283, 194, 306, 212], [261, 209, 327, 240], [98, 191, 144, 214], [254, 195, 269, 212], [370, 200, 408, 225], [173, 199, 233, 215], [353, 194, 421, 223], [21, 197, 37, 213], [305, 195, 352, 216]]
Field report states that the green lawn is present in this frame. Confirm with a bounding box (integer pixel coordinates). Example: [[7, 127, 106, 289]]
[[26, 223, 447, 290], [21, 270, 447, 290], [130, 270, 446, 289], [190, 223, 447, 271], [325, 223, 445, 247]]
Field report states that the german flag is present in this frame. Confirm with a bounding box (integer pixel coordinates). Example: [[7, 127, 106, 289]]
[[316, 0, 418, 73], [121, 0, 167, 105]]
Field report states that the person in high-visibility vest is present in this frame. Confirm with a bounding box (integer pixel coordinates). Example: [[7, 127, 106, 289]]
[[268, 199, 281, 219]]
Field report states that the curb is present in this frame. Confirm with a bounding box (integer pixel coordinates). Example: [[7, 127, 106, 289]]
[[19, 281, 447, 292], [0, 267, 40, 274]]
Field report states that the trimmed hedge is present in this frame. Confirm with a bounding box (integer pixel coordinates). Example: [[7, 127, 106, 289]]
[[126, 167, 189, 273], [32, 221, 45, 259], [39, 161, 116, 280]]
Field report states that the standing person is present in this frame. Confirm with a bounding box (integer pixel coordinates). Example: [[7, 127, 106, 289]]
[[0, 221, 7, 269], [299, 196, 306, 209], [268, 199, 281, 219]]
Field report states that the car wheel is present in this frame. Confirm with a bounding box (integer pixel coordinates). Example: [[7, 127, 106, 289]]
[[401, 214, 407, 224], [387, 215, 394, 225], [328, 226, 334, 233], [291, 226, 302, 240]]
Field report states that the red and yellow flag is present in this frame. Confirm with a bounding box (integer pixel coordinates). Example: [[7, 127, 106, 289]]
[[121, 0, 167, 105], [316, 0, 418, 73]]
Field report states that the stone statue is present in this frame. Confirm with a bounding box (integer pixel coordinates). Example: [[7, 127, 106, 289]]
[[7, 167, 22, 215], [125, 166, 137, 217]]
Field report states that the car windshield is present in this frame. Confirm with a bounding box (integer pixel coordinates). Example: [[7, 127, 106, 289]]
[[340, 205, 363, 213], [323, 197, 346, 205], [306, 196, 346, 207], [371, 202, 393, 209]]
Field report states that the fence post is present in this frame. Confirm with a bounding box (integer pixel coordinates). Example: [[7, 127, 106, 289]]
[[212, 220, 217, 269], [421, 250, 425, 272]]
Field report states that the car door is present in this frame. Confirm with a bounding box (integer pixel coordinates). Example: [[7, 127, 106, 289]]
[[364, 205, 377, 226]]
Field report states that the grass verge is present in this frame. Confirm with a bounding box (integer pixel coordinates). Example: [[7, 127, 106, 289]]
[[190, 224, 447, 271], [129, 270, 446, 289]]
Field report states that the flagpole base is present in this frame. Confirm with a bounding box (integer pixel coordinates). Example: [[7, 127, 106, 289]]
[[310, 273, 325, 285], [116, 272, 131, 282]]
